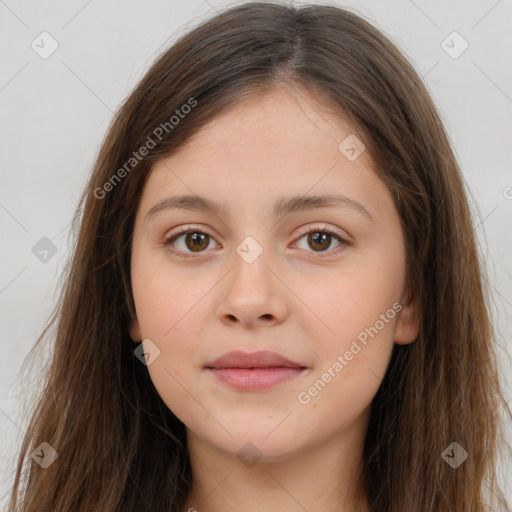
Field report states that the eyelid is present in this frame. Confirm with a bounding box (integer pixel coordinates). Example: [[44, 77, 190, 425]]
[[292, 223, 350, 244], [164, 224, 215, 241]]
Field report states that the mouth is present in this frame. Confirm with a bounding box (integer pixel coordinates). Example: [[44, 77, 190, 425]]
[[204, 350, 308, 391]]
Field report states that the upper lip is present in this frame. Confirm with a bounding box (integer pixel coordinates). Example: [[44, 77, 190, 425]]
[[204, 350, 306, 369]]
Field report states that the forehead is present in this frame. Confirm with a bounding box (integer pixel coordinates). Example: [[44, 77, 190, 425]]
[[181, 84, 356, 156], [137, 85, 394, 223]]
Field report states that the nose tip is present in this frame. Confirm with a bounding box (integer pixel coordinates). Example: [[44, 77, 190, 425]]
[[218, 255, 289, 328]]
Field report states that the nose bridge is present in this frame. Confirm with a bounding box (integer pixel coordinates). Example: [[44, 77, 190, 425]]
[[218, 235, 288, 326], [230, 236, 274, 301]]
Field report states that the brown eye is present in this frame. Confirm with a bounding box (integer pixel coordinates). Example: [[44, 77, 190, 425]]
[[307, 232, 333, 252], [294, 226, 348, 255], [164, 229, 217, 257], [184, 232, 210, 252]]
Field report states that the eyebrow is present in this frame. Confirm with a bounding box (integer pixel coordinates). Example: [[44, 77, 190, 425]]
[[145, 193, 374, 222]]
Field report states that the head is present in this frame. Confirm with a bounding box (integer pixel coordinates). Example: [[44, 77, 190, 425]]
[[10, 2, 510, 512]]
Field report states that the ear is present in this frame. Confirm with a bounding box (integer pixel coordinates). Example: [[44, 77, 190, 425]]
[[394, 286, 419, 345], [129, 317, 142, 343]]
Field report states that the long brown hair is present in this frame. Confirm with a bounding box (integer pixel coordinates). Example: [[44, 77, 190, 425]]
[[7, 2, 510, 510]]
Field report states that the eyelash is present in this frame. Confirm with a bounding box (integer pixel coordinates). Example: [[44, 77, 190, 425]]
[[162, 225, 350, 259]]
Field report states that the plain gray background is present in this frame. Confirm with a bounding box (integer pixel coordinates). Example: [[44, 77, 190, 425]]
[[1, 0, 511, 508]]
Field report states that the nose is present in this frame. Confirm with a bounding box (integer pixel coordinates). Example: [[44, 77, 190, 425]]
[[216, 245, 289, 329]]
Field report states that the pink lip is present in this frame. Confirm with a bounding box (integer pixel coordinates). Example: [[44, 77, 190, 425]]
[[204, 350, 307, 391]]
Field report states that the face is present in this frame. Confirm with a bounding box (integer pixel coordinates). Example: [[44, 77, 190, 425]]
[[129, 85, 418, 462]]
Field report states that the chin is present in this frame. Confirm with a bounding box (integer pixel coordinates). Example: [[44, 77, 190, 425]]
[[197, 426, 308, 464]]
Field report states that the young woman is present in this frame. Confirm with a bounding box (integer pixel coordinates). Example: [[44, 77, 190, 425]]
[[8, 2, 511, 511]]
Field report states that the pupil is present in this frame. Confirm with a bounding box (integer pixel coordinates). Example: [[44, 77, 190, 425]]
[[187, 233, 208, 252], [309, 232, 331, 251]]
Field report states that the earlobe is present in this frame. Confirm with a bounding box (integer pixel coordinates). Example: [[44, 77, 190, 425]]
[[129, 318, 142, 343], [394, 288, 419, 345]]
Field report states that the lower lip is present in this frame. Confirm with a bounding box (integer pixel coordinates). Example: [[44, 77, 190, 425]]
[[206, 367, 305, 391]]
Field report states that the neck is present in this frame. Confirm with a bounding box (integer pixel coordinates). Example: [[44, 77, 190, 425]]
[[182, 414, 370, 512]]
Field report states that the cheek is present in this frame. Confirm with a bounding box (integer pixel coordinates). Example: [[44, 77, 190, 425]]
[[303, 304, 396, 408], [131, 249, 211, 341], [130, 251, 230, 408], [297, 295, 397, 425], [295, 260, 401, 411], [302, 261, 403, 353], [132, 280, 207, 422]]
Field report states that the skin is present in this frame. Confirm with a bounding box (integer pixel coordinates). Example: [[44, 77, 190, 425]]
[[129, 84, 418, 512]]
